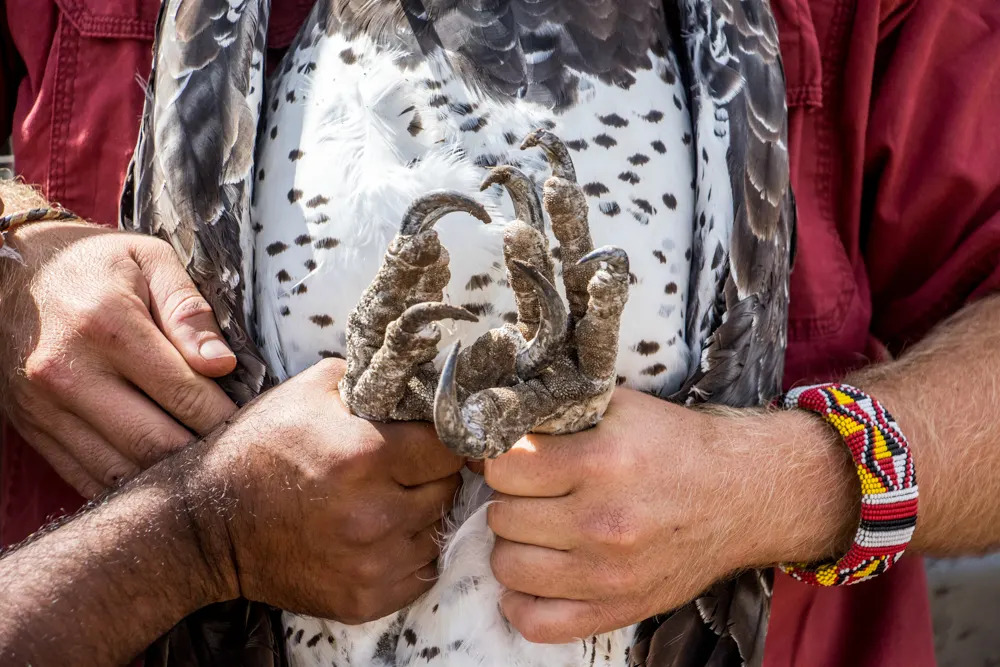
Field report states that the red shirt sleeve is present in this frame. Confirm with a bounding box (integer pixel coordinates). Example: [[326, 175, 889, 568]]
[[864, 0, 1000, 350]]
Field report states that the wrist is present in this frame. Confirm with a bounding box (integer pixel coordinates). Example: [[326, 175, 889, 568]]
[[5, 219, 100, 256], [162, 440, 242, 606], [711, 408, 860, 570]]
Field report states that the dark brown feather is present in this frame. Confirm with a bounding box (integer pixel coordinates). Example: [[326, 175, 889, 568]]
[[119, 1, 282, 666], [309, 0, 671, 109], [120, 0, 273, 406], [656, 1, 794, 666]]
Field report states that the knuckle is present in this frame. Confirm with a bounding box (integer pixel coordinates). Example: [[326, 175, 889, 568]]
[[483, 457, 509, 491], [580, 440, 635, 482], [129, 423, 183, 466], [341, 508, 392, 546], [351, 555, 386, 584], [576, 446, 606, 480], [136, 235, 173, 257], [485, 502, 503, 532], [515, 614, 560, 644], [609, 444, 640, 480], [166, 379, 210, 420], [599, 562, 636, 592], [581, 506, 641, 550], [23, 350, 75, 395], [165, 290, 214, 328], [338, 447, 383, 481], [489, 542, 518, 587], [130, 235, 177, 268], [71, 296, 132, 343], [314, 356, 346, 379]]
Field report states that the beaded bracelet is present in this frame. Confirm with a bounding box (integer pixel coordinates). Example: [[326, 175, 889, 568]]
[[778, 383, 918, 586]]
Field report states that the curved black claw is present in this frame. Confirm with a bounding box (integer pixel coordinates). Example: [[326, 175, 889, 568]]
[[434, 342, 480, 451], [578, 246, 630, 274], [520, 129, 577, 182], [400, 191, 491, 235], [398, 302, 479, 333], [509, 259, 568, 378], [480, 166, 545, 234]]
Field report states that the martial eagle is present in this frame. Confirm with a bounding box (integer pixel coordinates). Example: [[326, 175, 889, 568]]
[[120, 0, 795, 665]]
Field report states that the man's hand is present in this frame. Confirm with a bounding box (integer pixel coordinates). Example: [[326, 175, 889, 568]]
[[0, 217, 239, 497], [485, 388, 858, 644], [485, 295, 1000, 644], [0, 357, 464, 666], [187, 357, 464, 623]]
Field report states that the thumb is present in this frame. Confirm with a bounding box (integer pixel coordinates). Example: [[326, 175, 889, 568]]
[[136, 243, 237, 378]]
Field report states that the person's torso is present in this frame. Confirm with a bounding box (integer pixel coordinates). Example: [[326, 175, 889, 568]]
[[1, 2, 941, 667]]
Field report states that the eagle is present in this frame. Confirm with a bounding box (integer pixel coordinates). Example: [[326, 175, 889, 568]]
[[120, 0, 795, 666]]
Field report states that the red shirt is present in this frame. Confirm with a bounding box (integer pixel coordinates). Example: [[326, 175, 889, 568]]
[[2, 1, 999, 665]]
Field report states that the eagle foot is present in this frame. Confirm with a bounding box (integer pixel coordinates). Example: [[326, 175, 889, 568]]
[[339, 192, 490, 421], [435, 131, 631, 458], [340, 130, 630, 457]]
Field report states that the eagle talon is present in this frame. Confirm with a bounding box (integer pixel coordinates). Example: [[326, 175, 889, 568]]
[[490, 164, 555, 339], [433, 342, 486, 457], [345, 131, 630, 456], [341, 193, 490, 422], [400, 190, 491, 234], [578, 245, 628, 271], [509, 260, 567, 378], [480, 166, 545, 235], [397, 302, 479, 333], [429, 131, 631, 459], [520, 129, 577, 182]]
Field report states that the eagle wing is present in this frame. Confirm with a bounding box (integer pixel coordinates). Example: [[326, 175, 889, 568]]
[[120, 0, 273, 405], [119, 1, 280, 666], [687, 0, 793, 407], [635, 1, 795, 666]]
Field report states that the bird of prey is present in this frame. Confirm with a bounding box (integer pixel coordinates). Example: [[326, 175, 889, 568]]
[[120, 0, 795, 665]]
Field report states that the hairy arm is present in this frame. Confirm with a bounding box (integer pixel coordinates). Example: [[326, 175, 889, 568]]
[[0, 359, 462, 665], [765, 293, 1000, 561], [0, 444, 235, 666], [485, 294, 1000, 642]]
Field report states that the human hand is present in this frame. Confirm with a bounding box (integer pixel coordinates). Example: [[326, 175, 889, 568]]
[[0, 220, 238, 498], [485, 387, 858, 643], [185, 358, 465, 624]]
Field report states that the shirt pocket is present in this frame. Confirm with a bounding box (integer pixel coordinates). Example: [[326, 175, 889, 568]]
[[53, 0, 158, 40], [45, 0, 157, 224]]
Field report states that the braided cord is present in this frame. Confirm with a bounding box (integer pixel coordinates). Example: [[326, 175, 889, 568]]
[[0, 207, 78, 250]]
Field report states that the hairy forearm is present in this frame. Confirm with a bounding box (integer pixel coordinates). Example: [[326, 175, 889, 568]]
[[0, 445, 234, 666], [847, 295, 1000, 555], [713, 294, 1000, 570]]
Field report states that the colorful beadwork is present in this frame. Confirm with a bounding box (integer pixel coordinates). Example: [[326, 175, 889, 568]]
[[779, 383, 918, 586]]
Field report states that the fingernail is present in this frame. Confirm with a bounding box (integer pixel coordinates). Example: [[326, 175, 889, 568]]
[[199, 339, 235, 361]]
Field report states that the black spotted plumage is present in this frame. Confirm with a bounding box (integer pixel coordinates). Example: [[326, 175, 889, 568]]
[[121, 1, 795, 666]]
